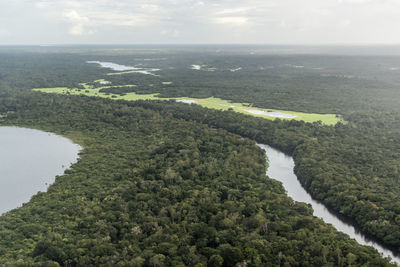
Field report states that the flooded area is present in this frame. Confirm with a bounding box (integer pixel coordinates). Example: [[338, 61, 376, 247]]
[[87, 61, 160, 75], [258, 144, 400, 264], [176, 99, 197, 104], [87, 61, 140, 71], [191, 65, 201, 70], [0, 127, 81, 215], [230, 67, 242, 72], [244, 109, 296, 118]]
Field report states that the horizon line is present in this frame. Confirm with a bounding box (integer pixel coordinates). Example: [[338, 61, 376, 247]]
[[1, 43, 400, 47]]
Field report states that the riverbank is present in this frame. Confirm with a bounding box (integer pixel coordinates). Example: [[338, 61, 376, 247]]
[[258, 144, 400, 265]]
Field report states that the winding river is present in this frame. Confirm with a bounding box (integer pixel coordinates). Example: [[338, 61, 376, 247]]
[[257, 144, 400, 265], [0, 127, 81, 215]]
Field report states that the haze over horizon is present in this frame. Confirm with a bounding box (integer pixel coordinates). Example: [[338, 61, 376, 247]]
[[1, 0, 400, 45]]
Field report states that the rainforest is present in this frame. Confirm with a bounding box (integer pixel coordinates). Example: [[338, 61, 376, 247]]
[[1, 45, 400, 266]]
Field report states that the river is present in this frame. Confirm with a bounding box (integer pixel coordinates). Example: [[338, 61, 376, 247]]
[[0, 127, 81, 215], [0, 126, 398, 263], [257, 144, 400, 265], [86, 61, 160, 75]]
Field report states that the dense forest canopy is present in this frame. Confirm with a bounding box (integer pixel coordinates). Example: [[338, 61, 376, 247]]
[[1, 46, 400, 265], [0, 93, 394, 266]]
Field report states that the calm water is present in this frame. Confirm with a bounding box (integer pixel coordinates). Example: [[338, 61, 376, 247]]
[[0, 127, 81, 215], [86, 60, 160, 74], [258, 144, 400, 265], [244, 109, 296, 119], [87, 61, 140, 71]]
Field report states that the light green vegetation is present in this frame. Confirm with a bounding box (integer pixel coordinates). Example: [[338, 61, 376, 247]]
[[34, 83, 342, 125], [34, 84, 160, 101], [175, 97, 342, 125]]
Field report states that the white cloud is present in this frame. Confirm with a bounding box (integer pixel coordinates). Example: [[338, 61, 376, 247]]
[[214, 16, 249, 25], [35, 1, 51, 9], [1, 0, 400, 44], [0, 28, 8, 37], [63, 10, 89, 35], [68, 24, 84, 35], [341, 19, 352, 27], [337, 0, 373, 4], [140, 4, 160, 13], [161, 29, 180, 37], [63, 10, 88, 23], [216, 7, 250, 15]]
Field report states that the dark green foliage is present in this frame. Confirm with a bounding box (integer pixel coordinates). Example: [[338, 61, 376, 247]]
[[1, 46, 400, 264], [131, 99, 400, 251], [0, 94, 393, 266]]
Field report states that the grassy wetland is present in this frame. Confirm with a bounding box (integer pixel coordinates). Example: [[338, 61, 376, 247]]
[[34, 83, 341, 125]]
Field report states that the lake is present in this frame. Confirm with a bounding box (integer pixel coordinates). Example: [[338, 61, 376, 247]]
[[258, 144, 400, 264], [0, 127, 81, 215], [87, 61, 141, 71], [87, 61, 160, 75], [244, 109, 296, 119]]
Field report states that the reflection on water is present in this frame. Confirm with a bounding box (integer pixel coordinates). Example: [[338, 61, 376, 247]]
[[244, 109, 296, 118], [87, 61, 140, 71], [191, 64, 201, 70], [257, 144, 400, 265], [176, 99, 197, 104], [87, 61, 160, 75], [0, 127, 81, 215]]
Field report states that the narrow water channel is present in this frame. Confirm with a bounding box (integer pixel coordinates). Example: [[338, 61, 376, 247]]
[[0, 127, 81, 215], [257, 144, 400, 265]]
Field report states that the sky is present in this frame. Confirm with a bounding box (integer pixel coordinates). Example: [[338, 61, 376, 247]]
[[0, 0, 400, 45]]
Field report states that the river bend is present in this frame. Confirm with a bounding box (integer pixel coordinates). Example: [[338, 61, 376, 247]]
[[258, 144, 400, 265]]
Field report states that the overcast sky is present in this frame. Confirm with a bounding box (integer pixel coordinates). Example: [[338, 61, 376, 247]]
[[1, 0, 400, 45]]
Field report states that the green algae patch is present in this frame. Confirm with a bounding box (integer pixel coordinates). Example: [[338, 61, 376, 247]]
[[34, 84, 343, 125]]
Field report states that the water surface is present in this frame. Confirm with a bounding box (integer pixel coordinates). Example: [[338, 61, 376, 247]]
[[87, 61, 140, 71], [191, 64, 201, 70], [0, 127, 81, 215], [245, 109, 296, 118], [87, 61, 160, 74], [176, 99, 197, 104], [258, 144, 400, 264]]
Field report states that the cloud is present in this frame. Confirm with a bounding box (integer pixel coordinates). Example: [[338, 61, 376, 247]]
[[0, 28, 8, 37], [140, 4, 160, 13], [1, 0, 400, 44], [215, 7, 250, 15], [60, 2, 164, 36], [337, 0, 373, 4], [341, 19, 352, 27], [35, 1, 51, 9], [214, 16, 249, 25], [63, 10, 89, 35], [161, 29, 180, 37]]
